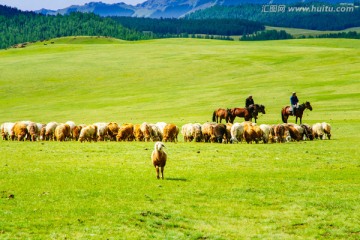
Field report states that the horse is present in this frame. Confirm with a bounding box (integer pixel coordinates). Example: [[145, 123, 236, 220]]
[[227, 103, 265, 123], [281, 101, 313, 124], [212, 108, 231, 123], [227, 107, 255, 123], [252, 104, 266, 121]]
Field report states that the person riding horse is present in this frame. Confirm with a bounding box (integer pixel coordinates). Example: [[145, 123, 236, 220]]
[[245, 95, 256, 119], [290, 92, 299, 116]]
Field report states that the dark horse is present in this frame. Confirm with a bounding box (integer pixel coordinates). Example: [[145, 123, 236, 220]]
[[227, 104, 266, 123], [212, 108, 231, 123], [281, 101, 312, 124]]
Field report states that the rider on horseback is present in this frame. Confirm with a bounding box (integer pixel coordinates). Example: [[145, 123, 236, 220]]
[[245, 95, 254, 108], [290, 92, 299, 116], [245, 95, 256, 119]]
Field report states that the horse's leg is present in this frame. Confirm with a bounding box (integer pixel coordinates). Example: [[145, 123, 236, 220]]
[[161, 167, 164, 179]]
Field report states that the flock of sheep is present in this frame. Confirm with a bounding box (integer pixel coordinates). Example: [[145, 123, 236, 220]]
[[1, 120, 331, 144], [1, 120, 332, 179]]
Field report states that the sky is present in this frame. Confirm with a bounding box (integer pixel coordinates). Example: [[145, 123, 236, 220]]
[[0, 0, 146, 11]]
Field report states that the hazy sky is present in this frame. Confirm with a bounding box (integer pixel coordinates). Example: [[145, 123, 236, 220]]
[[0, 0, 146, 11]]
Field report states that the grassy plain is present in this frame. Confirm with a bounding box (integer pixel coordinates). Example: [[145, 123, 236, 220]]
[[0, 37, 360, 239], [266, 26, 360, 37]]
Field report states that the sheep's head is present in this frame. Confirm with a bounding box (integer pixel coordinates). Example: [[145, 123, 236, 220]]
[[155, 141, 166, 152]]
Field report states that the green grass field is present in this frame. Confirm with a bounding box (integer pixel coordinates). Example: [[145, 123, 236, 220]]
[[266, 26, 360, 38], [1, 37, 360, 239]]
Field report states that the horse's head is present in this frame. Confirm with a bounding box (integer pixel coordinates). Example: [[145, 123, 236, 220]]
[[258, 104, 266, 114], [305, 101, 312, 111]]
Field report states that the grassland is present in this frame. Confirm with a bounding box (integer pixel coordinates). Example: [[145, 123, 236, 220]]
[[0, 37, 360, 239], [266, 26, 360, 38]]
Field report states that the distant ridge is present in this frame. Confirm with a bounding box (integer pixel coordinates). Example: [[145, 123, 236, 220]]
[[35, 0, 355, 18]]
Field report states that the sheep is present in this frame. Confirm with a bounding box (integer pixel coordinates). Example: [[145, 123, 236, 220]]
[[163, 124, 179, 143], [312, 123, 324, 140], [133, 124, 144, 142], [191, 123, 203, 142], [259, 124, 272, 144], [181, 123, 193, 142], [230, 122, 245, 143], [322, 122, 332, 140], [140, 122, 151, 142], [151, 142, 167, 179]]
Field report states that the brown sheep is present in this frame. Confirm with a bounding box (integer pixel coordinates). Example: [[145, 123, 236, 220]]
[[140, 122, 151, 142], [163, 124, 179, 143], [107, 122, 119, 141], [273, 124, 286, 143], [202, 122, 216, 143], [39, 125, 46, 141], [27, 122, 39, 141], [213, 123, 228, 143], [116, 123, 134, 142], [54, 124, 71, 142], [243, 124, 263, 144], [72, 125, 83, 141], [133, 124, 144, 141], [151, 142, 167, 179], [283, 123, 302, 141], [11, 122, 28, 141], [79, 125, 98, 143]]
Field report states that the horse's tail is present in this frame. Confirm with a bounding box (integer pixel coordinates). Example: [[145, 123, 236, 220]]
[[281, 108, 286, 123], [212, 111, 216, 122]]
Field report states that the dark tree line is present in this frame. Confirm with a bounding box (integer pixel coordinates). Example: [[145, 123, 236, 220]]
[[241, 30, 293, 41], [0, 5, 151, 49], [187, 3, 360, 31], [112, 16, 265, 36], [314, 31, 360, 39]]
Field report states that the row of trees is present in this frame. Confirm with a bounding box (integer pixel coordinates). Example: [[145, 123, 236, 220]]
[[241, 30, 293, 41], [187, 3, 360, 31], [0, 5, 151, 49], [241, 30, 360, 41], [112, 17, 264, 36]]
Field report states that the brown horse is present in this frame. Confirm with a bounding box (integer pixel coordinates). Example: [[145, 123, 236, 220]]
[[227, 107, 253, 123], [212, 108, 230, 123], [228, 104, 265, 123], [281, 101, 313, 124]]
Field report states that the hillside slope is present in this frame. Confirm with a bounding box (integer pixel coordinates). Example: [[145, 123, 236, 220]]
[[0, 38, 359, 125]]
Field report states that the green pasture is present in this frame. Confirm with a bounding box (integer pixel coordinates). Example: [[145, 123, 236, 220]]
[[266, 26, 360, 38], [0, 38, 360, 239]]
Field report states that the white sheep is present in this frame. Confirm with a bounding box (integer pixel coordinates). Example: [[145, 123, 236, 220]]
[[151, 142, 167, 179], [322, 122, 332, 140]]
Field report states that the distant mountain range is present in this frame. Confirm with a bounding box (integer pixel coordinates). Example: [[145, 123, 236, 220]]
[[36, 0, 355, 18]]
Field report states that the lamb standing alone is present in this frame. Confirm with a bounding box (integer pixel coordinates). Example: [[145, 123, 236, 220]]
[[151, 142, 167, 179]]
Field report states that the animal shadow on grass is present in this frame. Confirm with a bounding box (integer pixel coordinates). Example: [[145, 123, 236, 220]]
[[166, 177, 187, 182]]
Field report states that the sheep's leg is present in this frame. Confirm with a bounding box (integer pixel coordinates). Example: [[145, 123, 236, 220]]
[[156, 166, 160, 179], [161, 167, 164, 179]]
